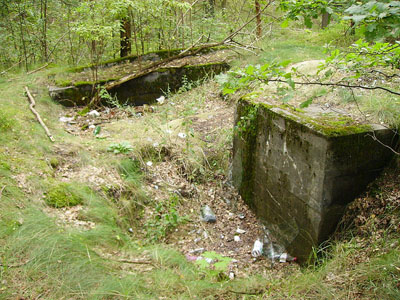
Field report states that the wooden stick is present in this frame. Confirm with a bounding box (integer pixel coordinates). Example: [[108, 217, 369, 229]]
[[27, 61, 51, 75], [24, 86, 55, 142]]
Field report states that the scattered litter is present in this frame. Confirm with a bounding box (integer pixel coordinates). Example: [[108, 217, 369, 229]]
[[251, 239, 263, 257], [186, 255, 198, 262], [165, 129, 172, 134], [238, 213, 245, 219], [59, 116, 74, 123], [236, 228, 246, 234], [153, 142, 159, 147], [89, 124, 96, 129], [178, 132, 187, 139], [194, 237, 201, 243], [201, 205, 216, 223], [128, 227, 134, 233], [88, 110, 100, 117], [229, 272, 235, 280], [146, 161, 153, 167], [154, 185, 159, 190], [204, 257, 214, 264], [234, 236, 241, 242], [278, 253, 297, 263], [203, 231, 209, 239], [93, 125, 101, 136], [189, 248, 205, 255], [156, 95, 166, 104]]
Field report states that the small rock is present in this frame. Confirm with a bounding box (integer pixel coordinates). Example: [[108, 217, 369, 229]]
[[194, 237, 201, 243], [128, 228, 134, 233]]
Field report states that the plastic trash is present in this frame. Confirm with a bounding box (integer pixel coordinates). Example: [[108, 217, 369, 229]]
[[88, 110, 100, 117], [189, 248, 205, 254], [156, 95, 165, 104], [251, 239, 263, 257], [236, 228, 246, 234], [234, 235, 241, 242], [201, 205, 216, 223], [93, 125, 101, 136], [59, 116, 74, 123], [278, 253, 297, 263]]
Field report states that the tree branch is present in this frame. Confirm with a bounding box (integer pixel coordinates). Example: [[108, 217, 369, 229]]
[[25, 86, 55, 142], [264, 78, 400, 96]]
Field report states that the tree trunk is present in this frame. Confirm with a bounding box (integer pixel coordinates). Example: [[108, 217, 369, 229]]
[[120, 18, 132, 58], [255, 1, 262, 39], [321, 12, 330, 29], [206, 0, 215, 16], [40, 0, 48, 61]]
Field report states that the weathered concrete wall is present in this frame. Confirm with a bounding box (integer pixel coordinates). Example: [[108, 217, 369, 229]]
[[109, 63, 229, 106], [49, 63, 229, 107], [232, 99, 396, 262]]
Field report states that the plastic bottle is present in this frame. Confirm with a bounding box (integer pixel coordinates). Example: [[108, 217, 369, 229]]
[[201, 205, 216, 223], [251, 239, 264, 257]]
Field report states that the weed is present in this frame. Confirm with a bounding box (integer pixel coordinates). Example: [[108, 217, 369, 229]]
[[107, 141, 134, 154], [145, 194, 187, 242]]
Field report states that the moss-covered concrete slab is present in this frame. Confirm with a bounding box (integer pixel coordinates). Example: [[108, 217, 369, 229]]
[[232, 98, 397, 263], [48, 47, 232, 107]]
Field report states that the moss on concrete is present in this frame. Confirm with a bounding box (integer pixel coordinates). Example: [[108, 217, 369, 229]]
[[240, 96, 372, 138]]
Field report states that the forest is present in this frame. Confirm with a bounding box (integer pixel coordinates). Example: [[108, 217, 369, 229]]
[[0, 0, 400, 299]]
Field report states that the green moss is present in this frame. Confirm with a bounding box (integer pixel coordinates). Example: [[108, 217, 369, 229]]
[[246, 99, 373, 138], [49, 158, 60, 169], [45, 182, 87, 208], [54, 79, 73, 87]]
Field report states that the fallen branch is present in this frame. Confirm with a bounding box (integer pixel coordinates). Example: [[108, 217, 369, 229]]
[[24, 86, 55, 142], [263, 78, 400, 96], [103, 41, 223, 92], [27, 61, 51, 75]]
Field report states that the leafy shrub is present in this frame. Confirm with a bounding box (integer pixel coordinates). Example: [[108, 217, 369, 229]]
[[145, 194, 187, 242], [45, 182, 87, 208], [107, 141, 134, 154]]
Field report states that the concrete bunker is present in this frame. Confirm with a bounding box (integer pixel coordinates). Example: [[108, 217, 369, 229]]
[[232, 98, 397, 262], [48, 47, 231, 107]]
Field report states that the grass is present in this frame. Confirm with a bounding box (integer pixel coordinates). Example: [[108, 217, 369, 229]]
[[0, 22, 399, 299]]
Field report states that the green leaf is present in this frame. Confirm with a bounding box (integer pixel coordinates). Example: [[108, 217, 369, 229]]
[[280, 60, 292, 68], [281, 18, 290, 28], [287, 79, 295, 89], [282, 92, 294, 103], [300, 98, 313, 108], [304, 17, 313, 28], [245, 65, 255, 75]]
